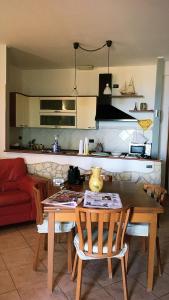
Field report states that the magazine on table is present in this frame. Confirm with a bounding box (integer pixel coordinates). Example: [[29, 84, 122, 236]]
[[84, 190, 122, 209], [42, 190, 84, 208]]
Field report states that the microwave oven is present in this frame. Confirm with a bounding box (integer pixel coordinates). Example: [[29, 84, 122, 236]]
[[129, 143, 152, 157]]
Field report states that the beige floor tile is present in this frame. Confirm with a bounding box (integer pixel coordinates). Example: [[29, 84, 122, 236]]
[[66, 286, 112, 300], [18, 223, 36, 233], [0, 226, 18, 236], [2, 247, 34, 269], [85, 259, 122, 287], [42, 249, 68, 273], [127, 251, 147, 276], [0, 291, 21, 300], [58, 273, 101, 299], [0, 232, 28, 254], [0, 270, 15, 295], [18, 281, 67, 300], [134, 271, 169, 298], [159, 293, 169, 299], [0, 256, 6, 272], [9, 263, 47, 289], [105, 277, 157, 300]]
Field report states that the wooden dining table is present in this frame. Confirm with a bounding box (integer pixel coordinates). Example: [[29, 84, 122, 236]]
[[44, 181, 164, 293]]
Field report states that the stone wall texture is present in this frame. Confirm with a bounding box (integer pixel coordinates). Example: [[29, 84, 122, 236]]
[[27, 161, 161, 184]]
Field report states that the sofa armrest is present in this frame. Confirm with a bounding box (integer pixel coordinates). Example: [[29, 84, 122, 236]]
[[17, 175, 49, 221], [17, 175, 49, 200], [27, 175, 49, 200]]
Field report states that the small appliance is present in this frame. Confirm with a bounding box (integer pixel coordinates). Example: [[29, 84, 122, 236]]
[[129, 143, 152, 157]]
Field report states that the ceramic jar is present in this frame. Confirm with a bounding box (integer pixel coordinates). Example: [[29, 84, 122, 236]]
[[89, 167, 103, 192]]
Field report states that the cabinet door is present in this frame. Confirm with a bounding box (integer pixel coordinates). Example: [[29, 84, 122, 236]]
[[28, 97, 40, 127], [77, 97, 96, 129], [16, 94, 29, 127]]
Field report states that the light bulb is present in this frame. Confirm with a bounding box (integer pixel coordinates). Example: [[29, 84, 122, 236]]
[[72, 86, 78, 96]]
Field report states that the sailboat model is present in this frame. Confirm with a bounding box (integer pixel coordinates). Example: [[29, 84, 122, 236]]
[[120, 78, 136, 95]]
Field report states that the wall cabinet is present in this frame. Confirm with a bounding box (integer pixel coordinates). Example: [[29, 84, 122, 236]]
[[10, 93, 29, 127], [10, 93, 97, 129], [77, 97, 96, 129], [28, 97, 40, 127]]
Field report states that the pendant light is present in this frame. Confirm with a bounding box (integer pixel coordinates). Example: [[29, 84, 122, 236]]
[[103, 40, 112, 95], [72, 42, 79, 96], [72, 40, 112, 95]]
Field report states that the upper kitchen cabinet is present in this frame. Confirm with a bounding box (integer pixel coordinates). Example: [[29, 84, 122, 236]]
[[77, 96, 96, 129], [39, 97, 76, 128], [39, 97, 76, 112], [28, 97, 40, 127], [10, 92, 29, 127]]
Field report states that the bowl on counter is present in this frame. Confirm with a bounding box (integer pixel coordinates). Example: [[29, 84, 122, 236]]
[[111, 153, 121, 157]]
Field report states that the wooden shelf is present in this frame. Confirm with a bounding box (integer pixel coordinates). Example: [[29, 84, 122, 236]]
[[129, 110, 154, 112], [111, 95, 144, 98]]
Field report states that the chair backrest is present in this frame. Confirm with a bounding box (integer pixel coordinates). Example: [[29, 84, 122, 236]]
[[33, 186, 44, 225], [144, 184, 167, 205], [75, 207, 130, 259]]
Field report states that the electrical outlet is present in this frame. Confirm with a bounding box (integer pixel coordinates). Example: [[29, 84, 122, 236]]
[[113, 84, 119, 88], [89, 139, 94, 143]]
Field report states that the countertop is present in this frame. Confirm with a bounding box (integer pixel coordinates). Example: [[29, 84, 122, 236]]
[[5, 149, 160, 162]]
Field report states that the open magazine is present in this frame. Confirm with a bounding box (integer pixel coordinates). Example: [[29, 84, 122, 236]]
[[42, 190, 84, 208], [84, 190, 122, 209]]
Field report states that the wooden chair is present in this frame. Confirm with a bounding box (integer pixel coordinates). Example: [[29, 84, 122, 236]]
[[72, 207, 131, 300], [33, 186, 75, 273], [126, 184, 167, 276]]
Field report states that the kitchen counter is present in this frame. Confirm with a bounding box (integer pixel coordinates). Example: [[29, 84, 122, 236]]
[[2, 149, 161, 185], [5, 149, 159, 162]]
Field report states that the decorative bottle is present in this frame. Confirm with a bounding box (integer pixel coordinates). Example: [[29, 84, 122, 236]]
[[89, 167, 103, 192]]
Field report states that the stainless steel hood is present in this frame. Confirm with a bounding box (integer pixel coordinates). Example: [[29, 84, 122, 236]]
[[95, 74, 136, 122]]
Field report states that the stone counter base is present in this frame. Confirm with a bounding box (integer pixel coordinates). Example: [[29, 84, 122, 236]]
[[27, 161, 161, 184]]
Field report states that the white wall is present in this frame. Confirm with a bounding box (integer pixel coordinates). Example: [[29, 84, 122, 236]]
[[21, 65, 156, 100], [8, 65, 23, 92], [160, 62, 169, 184], [0, 45, 6, 153]]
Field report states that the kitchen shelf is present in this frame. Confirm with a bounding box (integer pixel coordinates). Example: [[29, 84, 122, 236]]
[[111, 95, 144, 98], [129, 110, 154, 112]]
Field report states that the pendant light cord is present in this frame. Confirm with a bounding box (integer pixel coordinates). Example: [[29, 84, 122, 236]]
[[108, 45, 110, 74], [78, 43, 107, 52], [74, 47, 77, 89], [72, 40, 112, 94]]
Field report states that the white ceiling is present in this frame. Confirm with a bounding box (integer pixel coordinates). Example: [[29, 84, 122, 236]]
[[1, 0, 169, 69]]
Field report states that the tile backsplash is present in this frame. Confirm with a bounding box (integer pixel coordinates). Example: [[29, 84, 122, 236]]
[[11, 122, 152, 153]]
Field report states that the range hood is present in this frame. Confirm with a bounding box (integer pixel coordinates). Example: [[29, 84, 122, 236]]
[[95, 74, 136, 122]]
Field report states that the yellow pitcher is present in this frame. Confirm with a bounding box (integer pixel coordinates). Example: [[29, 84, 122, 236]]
[[89, 167, 103, 192]]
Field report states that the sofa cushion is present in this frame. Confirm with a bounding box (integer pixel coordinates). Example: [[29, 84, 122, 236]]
[[0, 190, 31, 207], [0, 158, 27, 181], [0, 182, 19, 192]]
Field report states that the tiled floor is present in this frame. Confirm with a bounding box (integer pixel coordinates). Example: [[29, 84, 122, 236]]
[[1, 204, 169, 300]]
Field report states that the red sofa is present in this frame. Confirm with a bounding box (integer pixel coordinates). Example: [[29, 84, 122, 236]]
[[0, 157, 48, 226]]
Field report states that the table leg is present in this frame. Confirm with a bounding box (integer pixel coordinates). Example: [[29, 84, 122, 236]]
[[147, 214, 157, 291], [48, 212, 55, 293]]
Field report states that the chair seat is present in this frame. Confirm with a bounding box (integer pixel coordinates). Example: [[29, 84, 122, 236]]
[[126, 223, 149, 237], [74, 229, 128, 260], [37, 217, 75, 234]]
